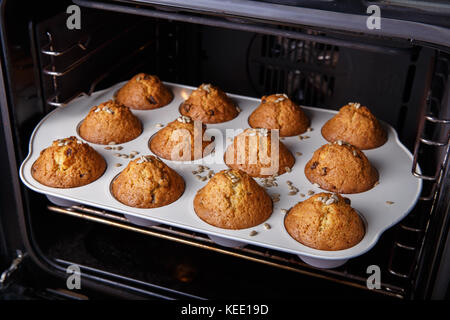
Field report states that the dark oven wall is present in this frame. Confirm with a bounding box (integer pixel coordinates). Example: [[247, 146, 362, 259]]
[[1, 0, 448, 299]]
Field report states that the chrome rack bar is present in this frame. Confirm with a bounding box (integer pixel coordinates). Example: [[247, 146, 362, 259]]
[[41, 33, 154, 108], [47, 204, 406, 298]]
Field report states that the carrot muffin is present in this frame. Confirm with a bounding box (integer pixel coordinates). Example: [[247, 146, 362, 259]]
[[149, 115, 213, 161], [179, 83, 239, 123], [78, 100, 142, 145], [304, 141, 379, 194], [248, 93, 310, 136], [194, 169, 272, 229], [224, 128, 295, 177], [284, 192, 365, 251], [111, 155, 184, 208], [321, 102, 387, 149], [31, 136, 106, 188], [115, 73, 173, 110]]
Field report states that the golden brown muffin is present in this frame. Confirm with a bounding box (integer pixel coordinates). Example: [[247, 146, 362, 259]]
[[31, 136, 106, 188], [284, 192, 365, 251], [111, 155, 184, 208], [149, 115, 213, 161], [78, 100, 142, 145], [304, 141, 379, 194], [248, 93, 310, 137], [224, 128, 295, 177], [194, 169, 272, 229], [179, 83, 239, 123], [321, 102, 387, 149], [115, 73, 173, 110]]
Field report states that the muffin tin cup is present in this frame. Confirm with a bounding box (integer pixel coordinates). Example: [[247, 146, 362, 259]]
[[208, 235, 247, 248], [19, 82, 422, 268]]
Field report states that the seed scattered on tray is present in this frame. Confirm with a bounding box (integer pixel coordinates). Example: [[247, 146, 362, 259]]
[[155, 123, 164, 128], [307, 190, 315, 196], [280, 209, 288, 214], [116, 146, 123, 151], [299, 193, 305, 197], [249, 230, 258, 236], [295, 152, 303, 156], [386, 201, 395, 205], [285, 167, 291, 173], [306, 127, 313, 132], [374, 181, 380, 186], [114, 163, 122, 167], [130, 151, 139, 156], [113, 153, 121, 157], [236, 106, 241, 112], [263, 223, 271, 230], [104, 146, 112, 150]]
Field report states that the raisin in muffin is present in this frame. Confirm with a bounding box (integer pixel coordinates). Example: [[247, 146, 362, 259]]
[[149, 115, 213, 161], [78, 100, 142, 145], [224, 128, 294, 177], [321, 102, 387, 150], [31, 136, 106, 188], [248, 93, 310, 136], [304, 141, 379, 194], [284, 193, 365, 251], [179, 83, 239, 123], [194, 169, 272, 229], [111, 155, 184, 208], [115, 73, 173, 110]]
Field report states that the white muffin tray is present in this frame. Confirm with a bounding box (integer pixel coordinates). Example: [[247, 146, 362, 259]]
[[19, 82, 422, 268]]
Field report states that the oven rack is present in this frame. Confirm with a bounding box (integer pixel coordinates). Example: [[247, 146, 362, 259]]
[[47, 204, 407, 299]]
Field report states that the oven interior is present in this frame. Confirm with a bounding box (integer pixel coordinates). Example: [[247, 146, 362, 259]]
[[2, 1, 449, 299]]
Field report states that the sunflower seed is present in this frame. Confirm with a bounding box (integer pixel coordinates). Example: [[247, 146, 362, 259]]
[[130, 151, 139, 156], [313, 183, 320, 188], [299, 193, 305, 197], [114, 163, 122, 167], [307, 190, 315, 195], [113, 153, 121, 157], [104, 147, 112, 150], [288, 191, 297, 196], [249, 230, 257, 236], [285, 167, 291, 173], [236, 106, 241, 112], [108, 141, 116, 145], [386, 201, 394, 205], [281, 209, 288, 214], [306, 127, 313, 132], [263, 223, 271, 230], [295, 152, 303, 156], [156, 123, 164, 128], [325, 198, 335, 205]]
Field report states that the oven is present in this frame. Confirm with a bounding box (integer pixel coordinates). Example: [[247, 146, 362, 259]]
[[0, 0, 449, 300]]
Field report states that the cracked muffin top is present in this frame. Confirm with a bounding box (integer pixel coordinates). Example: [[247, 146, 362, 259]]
[[194, 169, 272, 229], [321, 102, 387, 150], [179, 83, 239, 124], [224, 128, 294, 177], [111, 155, 184, 208], [284, 192, 365, 251], [79, 100, 142, 145], [149, 115, 213, 161], [248, 93, 310, 137], [304, 141, 379, 194], [31, 136, 106, 188], [115, 73, 173, 110]]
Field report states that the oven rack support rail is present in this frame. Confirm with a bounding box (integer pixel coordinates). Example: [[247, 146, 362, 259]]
[[47, 204, 406, 299]]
